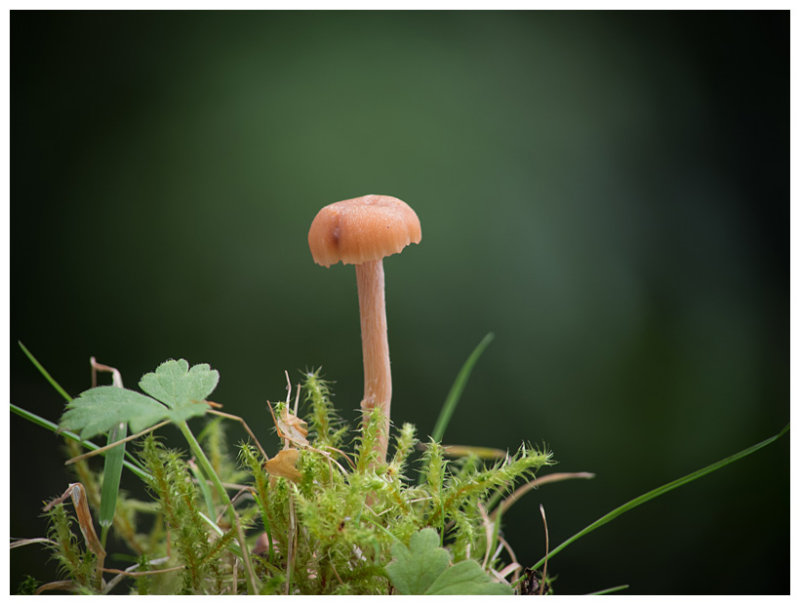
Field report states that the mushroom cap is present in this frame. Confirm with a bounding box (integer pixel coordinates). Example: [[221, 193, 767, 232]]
[[308, 194, 421, 267]]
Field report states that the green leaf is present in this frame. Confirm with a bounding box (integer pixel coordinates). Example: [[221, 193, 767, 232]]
[[61, 386, 169, 439], [60, 359, 216, 440], [385, 528, 512, 595], [139, 359, 218, 409], [385, 528, 450, 595], [426, 560, 513, 595]]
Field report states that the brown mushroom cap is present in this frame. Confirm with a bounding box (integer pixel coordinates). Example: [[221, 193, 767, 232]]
[[308, 194, 421, 267]]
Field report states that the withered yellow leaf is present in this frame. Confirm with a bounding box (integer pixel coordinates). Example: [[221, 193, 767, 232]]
[[280, 407, 308, 443], [264, 448, 302, 482], [267, 402, 309, 447], [68, 483, 106, 561], [43, 483, 106, 562]]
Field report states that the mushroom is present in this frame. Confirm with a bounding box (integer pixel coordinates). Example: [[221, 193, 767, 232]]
[[308, 194, 421, 463]]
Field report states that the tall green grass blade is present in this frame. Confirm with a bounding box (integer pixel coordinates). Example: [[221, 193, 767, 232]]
[[18, 341, 72, 402], [177, 421, 259, 594], [99, 421, 127, 546], [189, 457, 217, 521], [532, 424, 789, 570], [10, 402, 150, 482], [588, 584, 630, 595], [431, 333, 494, 443], [95, 363, 127, 546], [198, 512, 244, 559]]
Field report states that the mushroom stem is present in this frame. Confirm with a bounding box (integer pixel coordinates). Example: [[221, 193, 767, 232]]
[[355, 258, 391, 462]]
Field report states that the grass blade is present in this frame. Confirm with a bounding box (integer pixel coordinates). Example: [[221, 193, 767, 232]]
[[588, 584, 630, 595], [177, 421, 259, 594], [18, 341, 73, 402], [99, 421, 127, 545], [189, 458, 217, 522], [431, 332, 494, 443], [10, 403, 151, 482], [94, 360, 127, 546], [197, 512, 244, 559], [532, 423, 789, 570]]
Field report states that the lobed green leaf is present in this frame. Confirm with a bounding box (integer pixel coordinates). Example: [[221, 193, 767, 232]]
[[385, 528, 511, 595], [61, 387, 168, 439], [426, 559, 513, 595], [60, 359, 216, 440], [385, 528, 450, 595], [139, 359, 218, 409]]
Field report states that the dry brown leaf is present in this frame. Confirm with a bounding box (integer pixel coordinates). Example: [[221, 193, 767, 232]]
[[68, 483, 106, 563], [264, 448, 302, 482], [10, 537, 56, 549], [42, 482, 106, 588], [267, 402, 309, 447], [43, 483, 106, 563], [35, 580, 76, 595], [280, 407, 308, 444]]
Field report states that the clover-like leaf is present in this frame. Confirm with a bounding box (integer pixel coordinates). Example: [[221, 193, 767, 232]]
[[61, 386, 168, 440], [60, 359, 217, 440], [426, 559, 513, 595], [385, 528, 514, 595], [139, 359, 218, 409], [385, 528, 450, 595]]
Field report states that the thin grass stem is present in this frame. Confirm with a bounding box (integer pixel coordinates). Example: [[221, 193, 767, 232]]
[[18, 341, 73, 402], [490, 471, 595, 521], [65, 420, 171, 465], [532, 424, 789, 570], [588, 584, 630, 595], [431, 332, 494, 443], [177, 421, 259, 594], [10, 403, 151, 481]]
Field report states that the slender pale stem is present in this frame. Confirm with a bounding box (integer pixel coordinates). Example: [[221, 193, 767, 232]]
[[355, 259, 391, 462]]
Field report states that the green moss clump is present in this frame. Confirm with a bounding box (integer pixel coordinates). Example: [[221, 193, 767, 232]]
[[27, 368, 552, 595]]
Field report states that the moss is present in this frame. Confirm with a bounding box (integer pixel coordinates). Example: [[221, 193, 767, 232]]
[[28, 369, 551, 595]]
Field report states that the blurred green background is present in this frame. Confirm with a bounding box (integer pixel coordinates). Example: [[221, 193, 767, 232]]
[[10, 10, 788, 594]]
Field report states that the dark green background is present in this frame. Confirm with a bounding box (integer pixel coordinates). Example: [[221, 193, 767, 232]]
[[10, 10, 788, 594]]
